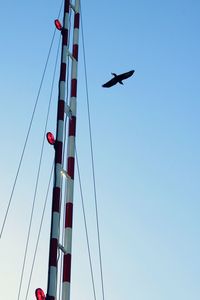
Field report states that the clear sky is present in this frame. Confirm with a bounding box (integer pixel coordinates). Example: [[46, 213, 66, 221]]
[[0, 1, 200, 300]]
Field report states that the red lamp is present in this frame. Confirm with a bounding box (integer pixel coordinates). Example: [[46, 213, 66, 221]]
[[35, 288, 45, 300], [54, 19, 62, 31], [46, 132, 55, 145]]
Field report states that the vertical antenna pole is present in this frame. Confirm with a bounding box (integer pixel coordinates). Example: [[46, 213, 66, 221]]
[[62, 1, 80, 299], [46, 1, 70, 299]]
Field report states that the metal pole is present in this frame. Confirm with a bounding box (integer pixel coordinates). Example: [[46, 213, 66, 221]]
[[62, 1, 80, 299], [46, 1, 70, 299]]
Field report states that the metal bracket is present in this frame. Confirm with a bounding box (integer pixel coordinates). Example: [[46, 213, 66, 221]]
[[70, 3, 76, 12], [61, 169, 71, 179], [65, 104, 72, 119], [58, 243, 67, 254], [66, 49, 75, 61]]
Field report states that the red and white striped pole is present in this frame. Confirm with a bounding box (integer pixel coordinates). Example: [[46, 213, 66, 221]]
[[62, 1, 80, 299], [46, 1, 70, 300]]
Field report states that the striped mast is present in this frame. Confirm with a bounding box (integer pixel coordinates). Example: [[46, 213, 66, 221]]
[[46, 1, 70, 299], [62, 1, 80, 300]]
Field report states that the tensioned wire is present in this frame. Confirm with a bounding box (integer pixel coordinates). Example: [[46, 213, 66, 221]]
[[25, 162, 54, 300], [75, 148, 97, 300], [17, 27, 62, 300], [24, 33, 62, 300], [0, 1, 64, 240], [80, 3, 106, 300]]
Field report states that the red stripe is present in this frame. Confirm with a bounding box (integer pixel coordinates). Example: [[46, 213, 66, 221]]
[[60, 63, 66, 81], [64, 0, 70, 13], [49, 238, 58, 266], [62, 28, 68, 46], [52, 187, 60, 212], [55, 141, 63, 164], [73, 44, 78, 61], [71, 79, 77, 97], [58, 100, 65, 120], [65, 202, 73, 228], [63, 254, 71, 282], [67, 157, 75, 179], [74, 13, 80, 29], [68, 116, 76, 136]]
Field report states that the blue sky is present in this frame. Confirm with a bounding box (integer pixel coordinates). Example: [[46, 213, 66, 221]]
[[0, 1, 200, 300]]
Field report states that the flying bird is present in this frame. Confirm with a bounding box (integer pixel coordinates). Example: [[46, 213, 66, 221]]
[[102, 70, 135, 88]]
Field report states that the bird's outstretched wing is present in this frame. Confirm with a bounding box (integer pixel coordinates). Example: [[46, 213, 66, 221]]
[[102, 77, 118, 88], [102, 69, 135, 88], [117, 70, 135, 81]]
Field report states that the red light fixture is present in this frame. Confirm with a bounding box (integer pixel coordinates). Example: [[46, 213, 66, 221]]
[[54, 19, 62, 31], [35, 288, 46, 300], [46, 132, 55, 145]]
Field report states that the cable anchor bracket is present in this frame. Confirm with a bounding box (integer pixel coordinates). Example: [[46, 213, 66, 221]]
[[70, 3, 76, 12], [58, 243, 67, 254], [66, 49, 76, 61], [65, 104, 72, 119], [61, 169, 71, 180]]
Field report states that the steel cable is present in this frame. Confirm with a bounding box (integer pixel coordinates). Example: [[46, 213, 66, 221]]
[[0, 30, 56, 239], [0, 0, 64, 241], [80, 4, 106, 300], [17, 35, 60, 300], [75, 149, 97, 300], [24, 162, 54, 300], [24, 32, 62, 300]]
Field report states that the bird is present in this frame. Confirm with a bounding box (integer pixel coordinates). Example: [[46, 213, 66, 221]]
[[102, 70, 135, 88]]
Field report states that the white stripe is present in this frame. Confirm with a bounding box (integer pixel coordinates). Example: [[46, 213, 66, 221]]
[[64, 227, 72, 253], [70, 97, 77, 115], [52, 212, 60, 239], [49, 266, 57, 297], [73, 28, 79, 45], [75, 0, 80, 12], [57, 120, 64, 142], [55, 163, 62, 187], [62, 282, 70, 300], [67, 136, 75, 157], [71, 61, 78, 79], [64, 13, 69, 29], [66, 179, 74, 204], [60, 81, 65, 100], [62, 45, 68, 63]]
